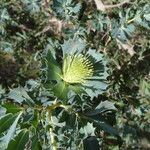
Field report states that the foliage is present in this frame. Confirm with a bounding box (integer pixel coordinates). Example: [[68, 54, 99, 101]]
[[0, 0, 150, 150]]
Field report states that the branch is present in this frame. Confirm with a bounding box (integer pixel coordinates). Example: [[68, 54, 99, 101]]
[[94, 0, 132, 11], [94, 0, 105, 11], [105, 0, 131, 9]]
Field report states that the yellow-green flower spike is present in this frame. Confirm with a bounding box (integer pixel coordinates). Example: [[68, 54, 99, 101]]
[[62, 54, 94, 84]]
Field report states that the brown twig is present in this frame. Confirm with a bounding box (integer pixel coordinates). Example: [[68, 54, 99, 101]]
[[94, 0, 133, 11], [105, 0, 132, 9]]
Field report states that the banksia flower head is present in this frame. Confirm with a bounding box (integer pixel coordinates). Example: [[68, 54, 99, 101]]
[[62, 54, 93, 84], [44, 38, 108, 100]]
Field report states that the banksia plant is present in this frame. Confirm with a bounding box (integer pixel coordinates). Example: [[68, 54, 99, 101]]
[[1, 0, 149, 149], [44, 38, 108, 101]]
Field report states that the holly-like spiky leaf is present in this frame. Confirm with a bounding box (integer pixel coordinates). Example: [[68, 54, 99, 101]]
[[8, 87, 34, 105], [0, 112, 23, 150], [7, 130, 29, 150], [80, 122, 96, 138], [53, 0, 81, 20]]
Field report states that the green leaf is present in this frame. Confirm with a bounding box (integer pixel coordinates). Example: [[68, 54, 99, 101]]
[[97, 122, 119, 137], [135, 17, 150, 29], [82, 49, 108, 99], [2, 103, 23, 114], [0, 41, 13, 52], [62, 38, 86, 57], [53, 0, 81, 20], [81, 115, 119, 137], [45, 51, 62, 81], [0, 106, 6, 118], [0, 112, 23, 149], [144, 13, 150, 21], [86, 101, 117, 116], [80, 122, 95, 138], [22, 0, 41, 13], [25, 79, 40, 91], [83, 136, 100, 150], [7, 130, 29, 150], [0, 8, 10, 22], [8, 87, 34, 105], [31, 110, 39, 128], [92, 12, 110, 32], [31, 134, 42, 150], [0, 85, 5, 98], [53, 81, 69, 100], [0, 114, 17, 133], [51, 116, 66, 127]]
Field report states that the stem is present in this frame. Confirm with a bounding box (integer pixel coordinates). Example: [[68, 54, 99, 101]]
[[46, 102, 76, 149], [46, 102, 72, 150], [47, 102, 62, 111], [49, 118, 57, 150], [94, 0, 133, 11], [105, 0, 132, 9], [48, 106, 58, 150], [127, 18, 135, 24], [127, 11, 143, 24]]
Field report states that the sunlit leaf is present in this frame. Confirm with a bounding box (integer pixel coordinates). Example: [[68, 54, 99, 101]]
[[0, 112, 23, 149], [7, 130, 29, 150]]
